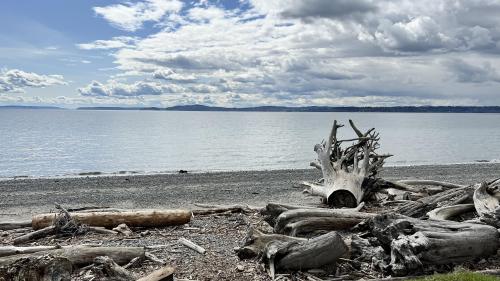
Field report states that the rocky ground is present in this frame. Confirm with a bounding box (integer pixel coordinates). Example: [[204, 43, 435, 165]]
[[1, 163, 500, 280]]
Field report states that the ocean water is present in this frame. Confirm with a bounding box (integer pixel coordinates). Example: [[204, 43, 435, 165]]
[[1, 109, 499, 178]]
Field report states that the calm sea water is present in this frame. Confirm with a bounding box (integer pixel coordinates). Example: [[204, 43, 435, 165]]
[[1, 109, 499, 178]]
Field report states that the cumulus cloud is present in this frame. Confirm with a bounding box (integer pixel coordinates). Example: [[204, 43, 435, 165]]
[[279, 0, 376, 21], [94, 0, 183, 31], [72, 0, 500, 106], [0, 69, 67, 93], [78, 80, 180, 97], [443, 59, 500, 83], [77, 36, 138, 50]]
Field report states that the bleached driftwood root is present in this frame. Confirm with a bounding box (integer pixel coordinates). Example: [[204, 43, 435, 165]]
[[32, 209, 192, 229], [304, 120, 392, 207], [368, 213, 499, 276], [237, 229, 347, 278]]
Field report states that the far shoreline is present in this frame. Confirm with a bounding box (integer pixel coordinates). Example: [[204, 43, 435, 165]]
[[1, 161, 499, 181]]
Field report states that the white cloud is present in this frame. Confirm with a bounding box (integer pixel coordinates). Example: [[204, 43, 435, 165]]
[[77, 36, 138, 50], [73, 0, 500, 106], [0, 69, 67, 93], [78, 80, 180, 97], [94, 0, 183, 32]]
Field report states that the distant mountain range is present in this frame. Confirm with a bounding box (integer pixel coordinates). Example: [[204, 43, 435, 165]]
[[0, 105, 63, 110], [3, 104, 500, 113], [77, 104, 500, 113]]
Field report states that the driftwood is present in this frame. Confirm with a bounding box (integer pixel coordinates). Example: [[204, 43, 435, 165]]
[[303, 120, 392, 207], [261, 202, 320, 227], [368, 213, 499, 276], [178, 238, 206, 254], [0, 254, 72, 281], [192, 203, 262, 215], [396, 185, 474, 218], [274, 208, 375, 234], [13, 225, 56, 245], [0, 220, 31, 230], [0, 245, 60, 257], [0, 246, 145, 267], [238, 229, 347, 278], [91, 256, 136, 281], [32, 209, 192, 229], [137, 266, 175, 281], [426, 204, 475, 220]]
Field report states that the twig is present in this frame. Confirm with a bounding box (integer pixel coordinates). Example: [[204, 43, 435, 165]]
[[178, 238, 206, 254]]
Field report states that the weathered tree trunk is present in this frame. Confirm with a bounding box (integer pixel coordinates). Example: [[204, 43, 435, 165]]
[[0, 254, 72, 281], [273, 207, 375, 235], [303, 120, 392, 207], [237, 229, 347, 278], [32, 209, 192, 230], [368, 213, 499, 276], [0, 246, 145, 267], [396, 185, 475, 218]]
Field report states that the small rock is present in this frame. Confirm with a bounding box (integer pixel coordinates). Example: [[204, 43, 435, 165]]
[[140, 230, 150, 236], [236, 264, 245, 271]]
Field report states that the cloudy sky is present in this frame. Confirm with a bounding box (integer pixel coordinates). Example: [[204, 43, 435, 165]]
[[1, 0, 500, 108]]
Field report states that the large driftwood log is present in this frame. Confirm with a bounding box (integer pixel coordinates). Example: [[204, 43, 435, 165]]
[[274, 207, 375, 235], [32, 209, 192, 230], [396, 185, 474, 218], [368, 213, 499, 276], [303, 120, 392, 207], [0, 254, 72, 281], [238, 229, 347, 277], [0, 246, 145, 267]]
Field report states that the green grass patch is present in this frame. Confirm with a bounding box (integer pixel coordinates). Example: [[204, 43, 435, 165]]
[[409, 272, 500, 281]]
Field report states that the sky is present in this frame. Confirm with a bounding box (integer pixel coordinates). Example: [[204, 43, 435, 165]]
[[1, 0, 500, 108]]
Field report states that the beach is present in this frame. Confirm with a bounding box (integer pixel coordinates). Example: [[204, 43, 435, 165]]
[[2, 163, 499, 220]]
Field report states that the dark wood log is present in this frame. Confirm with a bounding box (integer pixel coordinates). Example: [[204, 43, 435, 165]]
[[32, 209, 192, 230], [0, 246, 145, 267], [368, 213, 499, 276], [238, 229, 347, 277], [0, 254, 72, 281]]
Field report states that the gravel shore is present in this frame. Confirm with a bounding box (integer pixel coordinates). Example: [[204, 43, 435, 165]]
[[1, 163, 499, 220]]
